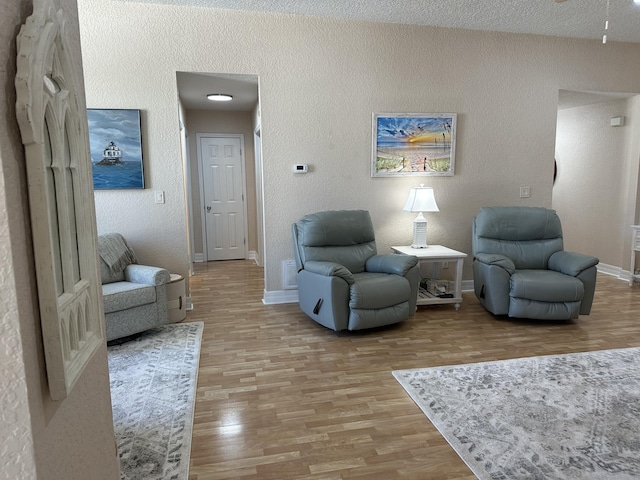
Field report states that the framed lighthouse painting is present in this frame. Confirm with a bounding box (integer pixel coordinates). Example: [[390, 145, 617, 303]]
[[87, 108, 145, 189]]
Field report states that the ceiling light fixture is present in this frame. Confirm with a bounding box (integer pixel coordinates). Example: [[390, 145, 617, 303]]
[[207, 93, 233, 102]]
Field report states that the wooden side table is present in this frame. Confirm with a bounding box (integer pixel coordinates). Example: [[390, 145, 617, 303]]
[[167, 273, 186, 323], [392, 245, 467, 310]]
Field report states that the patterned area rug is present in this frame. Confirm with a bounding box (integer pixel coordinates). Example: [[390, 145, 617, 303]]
[[108, 322, 203, 480], [393, 347, 640, 479]]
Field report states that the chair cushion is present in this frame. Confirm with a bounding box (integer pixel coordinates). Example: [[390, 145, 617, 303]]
[[297, 210, 375, 246], [100, 258, 125, 284], [509, 298, 581, 320], [349, 302, 410, 330], [474, 206, 563, 241], [102, 282, 156, 313], [349, 272, 410, 309], [510, 270, 584, 302], [473, 207, 564, 269], [295, 210, 378, 274]]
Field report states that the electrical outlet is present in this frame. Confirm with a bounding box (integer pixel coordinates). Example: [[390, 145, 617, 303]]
[[519, 186, 531, 198]]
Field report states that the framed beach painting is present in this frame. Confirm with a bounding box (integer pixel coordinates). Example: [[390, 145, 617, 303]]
[[87, 108, 145, 189], [371, 113, 457, 177]]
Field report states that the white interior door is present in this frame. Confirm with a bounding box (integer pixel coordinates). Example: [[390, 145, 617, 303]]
[[200, 135, 247, 261]]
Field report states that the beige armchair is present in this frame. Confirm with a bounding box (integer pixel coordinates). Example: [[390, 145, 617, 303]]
[[98, 233, 171, 341]]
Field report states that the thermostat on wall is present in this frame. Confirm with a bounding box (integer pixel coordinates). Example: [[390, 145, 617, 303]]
[[293, 164, 308, 173], [610, 116, 625, 127]]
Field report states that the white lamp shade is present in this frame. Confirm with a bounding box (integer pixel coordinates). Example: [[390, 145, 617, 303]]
[[403, 185, 439, 213]]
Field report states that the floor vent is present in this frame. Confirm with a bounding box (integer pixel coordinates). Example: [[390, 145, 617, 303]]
[[283, 260, 298, 289]]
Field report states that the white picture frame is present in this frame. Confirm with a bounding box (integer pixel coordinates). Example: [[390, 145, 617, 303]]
[[372, 113, 457, 177]]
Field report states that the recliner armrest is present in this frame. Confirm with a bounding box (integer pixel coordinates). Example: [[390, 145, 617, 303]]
[[303, 260, 355, 285], [548, 251, 599, 277], [474, 253, 515, 275], [366, 254, 418, 276], [124, 265, 171, 286]]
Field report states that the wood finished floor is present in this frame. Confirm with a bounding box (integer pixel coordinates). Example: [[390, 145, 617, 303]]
[[186, 260, 640, 480]]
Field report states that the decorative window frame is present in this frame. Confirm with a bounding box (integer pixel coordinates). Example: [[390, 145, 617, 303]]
[[15, 3, 105, 400]]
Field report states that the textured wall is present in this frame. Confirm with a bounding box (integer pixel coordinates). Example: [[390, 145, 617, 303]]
[[0, 1, 38, 478], [1, 0, 120, 478], [77, 1, 640, 292], [554, 98, 639, 268], [553, 97, 640, 270]]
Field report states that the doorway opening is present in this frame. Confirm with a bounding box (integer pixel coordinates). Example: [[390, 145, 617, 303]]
[[176, 72, 264, 273], [553, 89, 640, 274]]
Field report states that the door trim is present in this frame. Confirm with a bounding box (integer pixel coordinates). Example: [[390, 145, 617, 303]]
[[196, 133, 249, 261], [254, 125, 264, 267]]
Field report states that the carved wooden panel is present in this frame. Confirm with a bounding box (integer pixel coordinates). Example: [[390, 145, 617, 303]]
[[15, 3, 104, 400]]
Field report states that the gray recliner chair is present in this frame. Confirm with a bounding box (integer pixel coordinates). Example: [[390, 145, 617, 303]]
[[472, 206, 599, 320], [98, 233, 171, 341], [292, 210, 419, 331]]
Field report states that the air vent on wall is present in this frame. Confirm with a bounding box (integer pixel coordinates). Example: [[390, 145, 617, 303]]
[[282, 260, 298, 290]]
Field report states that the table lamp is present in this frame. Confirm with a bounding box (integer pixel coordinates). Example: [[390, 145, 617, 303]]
[[403, 184, 439, 248]]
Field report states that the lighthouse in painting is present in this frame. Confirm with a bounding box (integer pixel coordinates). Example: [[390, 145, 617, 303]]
[[96, 141, 123, 166]]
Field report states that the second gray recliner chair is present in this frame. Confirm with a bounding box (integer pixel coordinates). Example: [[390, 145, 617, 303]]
[[472, 206, 599, 320]]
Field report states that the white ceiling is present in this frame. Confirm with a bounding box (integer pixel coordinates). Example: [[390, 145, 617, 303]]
[[169, 0, 640, 112], [135, 0, 640, 43], [176, 72, 259, 111]]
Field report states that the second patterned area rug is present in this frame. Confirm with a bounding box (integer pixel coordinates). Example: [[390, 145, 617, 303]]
[[393, 347, 640, 479], [108, 321, 203, 480]]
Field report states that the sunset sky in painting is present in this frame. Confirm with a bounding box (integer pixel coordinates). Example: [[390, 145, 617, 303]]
[[376, 115, 453, 145]]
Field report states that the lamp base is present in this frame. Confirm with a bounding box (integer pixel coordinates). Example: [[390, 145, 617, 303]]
[[411, 213, 428, 249]]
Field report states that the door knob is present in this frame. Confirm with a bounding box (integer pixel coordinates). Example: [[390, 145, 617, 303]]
[[206, 206, 211, 212]]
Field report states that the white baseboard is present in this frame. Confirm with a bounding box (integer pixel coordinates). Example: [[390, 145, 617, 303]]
[[194, 252, 263, 264], [261, 265, 623, 307], [597, 262, 631, 282], [263, 289, 299, 305], [437, 270, 620, 295], [194, 252, 260, 263], [265, 281, 474, 306]]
